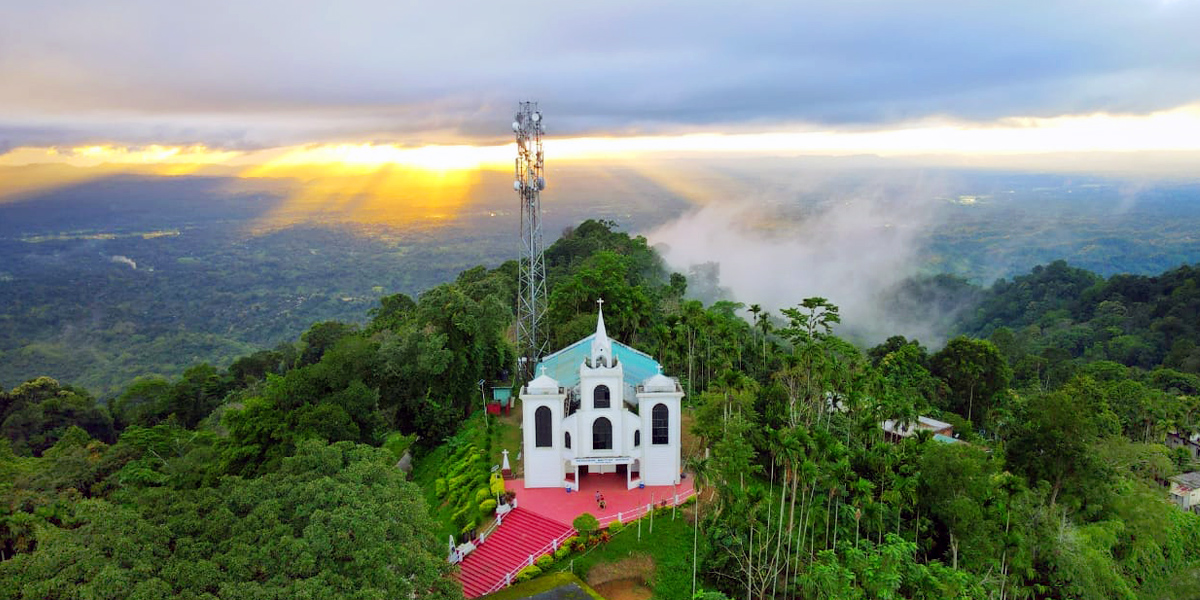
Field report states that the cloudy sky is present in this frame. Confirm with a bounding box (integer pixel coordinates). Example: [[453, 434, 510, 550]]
[[2, 0, 1199, 157]]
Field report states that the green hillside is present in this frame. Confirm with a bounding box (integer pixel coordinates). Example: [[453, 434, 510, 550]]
[[3, 220, 1200, 599]]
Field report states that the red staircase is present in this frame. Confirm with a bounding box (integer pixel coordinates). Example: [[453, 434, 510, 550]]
[[455, 507, 575, 598]]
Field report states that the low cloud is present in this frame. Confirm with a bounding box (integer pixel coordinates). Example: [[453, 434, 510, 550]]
[[647, 170, 965, 346], [110, 255, 137, 269]]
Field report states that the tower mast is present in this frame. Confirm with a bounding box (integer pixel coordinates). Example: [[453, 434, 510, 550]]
[[514, 101, 547, 379]]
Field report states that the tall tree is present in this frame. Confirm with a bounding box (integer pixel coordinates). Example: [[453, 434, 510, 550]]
[[930, 337, 1011, 425]]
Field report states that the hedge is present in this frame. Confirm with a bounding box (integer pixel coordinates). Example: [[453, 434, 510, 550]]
[[514, 565, 542, 583], [479, 499, 498, 517], [459, 518, 478, 536], [474, 487, 492, 505]]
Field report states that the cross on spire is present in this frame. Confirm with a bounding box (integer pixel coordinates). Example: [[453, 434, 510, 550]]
[[597, 297, 604, 308]]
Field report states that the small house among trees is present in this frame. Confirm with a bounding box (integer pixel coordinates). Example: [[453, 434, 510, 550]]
[[881, 416, 959, 443], [1169, 471, 1200, 514]]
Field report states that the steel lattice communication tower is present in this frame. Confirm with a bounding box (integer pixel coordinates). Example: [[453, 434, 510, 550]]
[[513, 102, 547, 379]]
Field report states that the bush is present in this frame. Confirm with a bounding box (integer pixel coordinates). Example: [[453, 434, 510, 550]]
[[446, 447, 480, 479], [554, 546, 570, 560], [514, 565, 542, 583], [562, 536, 579, 547], [447, 473, 469, 494], [434, 478, 447, 498], [459, 518, 477, 536], [489, 472, 506, 496], [535, 554, 553, 568], [382, 431, 416, 460], [608, 520, 624, 534], [474, 487, 491, 505], [452, 504, 475, 529], [479, 499, 497, 517], [572, 513, 600, 537], [471, 472, 489, 489]]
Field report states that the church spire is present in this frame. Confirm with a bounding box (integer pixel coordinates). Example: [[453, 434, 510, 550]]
[[591, 298, 613, 367]]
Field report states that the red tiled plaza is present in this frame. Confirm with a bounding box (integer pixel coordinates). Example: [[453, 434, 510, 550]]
[[509, 471, 695, 528]]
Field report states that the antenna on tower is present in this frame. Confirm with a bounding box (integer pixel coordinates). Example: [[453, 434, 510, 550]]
[[514, 101, 547, 379]]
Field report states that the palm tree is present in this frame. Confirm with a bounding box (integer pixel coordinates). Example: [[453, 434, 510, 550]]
[[684, 452, 713, 599], [756, 309, 772, 375]]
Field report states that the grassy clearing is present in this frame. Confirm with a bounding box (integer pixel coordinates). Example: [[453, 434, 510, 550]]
[[478, 572, 604, 600], [488, 403, 523, 476], [553, 507, 704, 600]]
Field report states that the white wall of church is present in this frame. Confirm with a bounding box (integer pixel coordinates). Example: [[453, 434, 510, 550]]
[[522, 395, 564, 488], [579, 364, 626, 457], [522, 306, 684, 489], [638, 393, 682, 486], [622, 411, 641, 453]]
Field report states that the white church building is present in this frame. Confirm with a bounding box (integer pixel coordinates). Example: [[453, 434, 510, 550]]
[[521, 303, 683, 490]]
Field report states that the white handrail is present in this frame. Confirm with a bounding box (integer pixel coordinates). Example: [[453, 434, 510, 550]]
[[594, 489, 695, 527], [480, 527, 577, 596], [449, 499, 520, 563], [476, 488, 697, 596]]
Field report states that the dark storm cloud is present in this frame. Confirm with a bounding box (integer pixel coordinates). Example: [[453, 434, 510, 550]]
[[1, 0, 1198, 148]]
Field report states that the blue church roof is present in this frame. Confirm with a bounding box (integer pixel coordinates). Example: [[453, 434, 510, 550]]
[[537, 333, 662, 391]]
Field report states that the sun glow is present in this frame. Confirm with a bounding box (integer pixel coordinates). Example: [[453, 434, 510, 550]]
[[236, 144, 519, 232], [4, 104, 1200, 210], [246, 143, 512, 174]]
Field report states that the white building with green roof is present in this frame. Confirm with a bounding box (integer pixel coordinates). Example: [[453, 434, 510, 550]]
[[520, 302, 683, 489]]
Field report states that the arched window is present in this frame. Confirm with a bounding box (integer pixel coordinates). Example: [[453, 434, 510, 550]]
[[565, 431, 571, 449], [593, 385, 610, 409], [535, 406, 552, 448], [634, 429, 641, 447], [592, 417, 612, 450], [652, 404, 669, 445]]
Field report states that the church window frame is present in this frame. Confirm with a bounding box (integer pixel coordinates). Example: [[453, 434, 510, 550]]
[[535, 406, 552, 448], [652, 404, 669, 445], [565, 431, 571, 448], [593, 385, 611, 409], [592, 417, 613, 451], [634, 429, 641, 447]]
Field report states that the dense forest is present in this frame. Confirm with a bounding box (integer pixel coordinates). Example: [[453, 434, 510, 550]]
[[4, 172, 1200, 399], [4, 218, 1200, 598]]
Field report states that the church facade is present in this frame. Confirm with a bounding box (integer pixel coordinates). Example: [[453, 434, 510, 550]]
[[520, 304, 683, 489]]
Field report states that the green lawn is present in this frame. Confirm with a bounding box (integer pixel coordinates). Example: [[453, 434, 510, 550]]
[[551, 507, 706, 600], [478, 572, 604, 600]]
